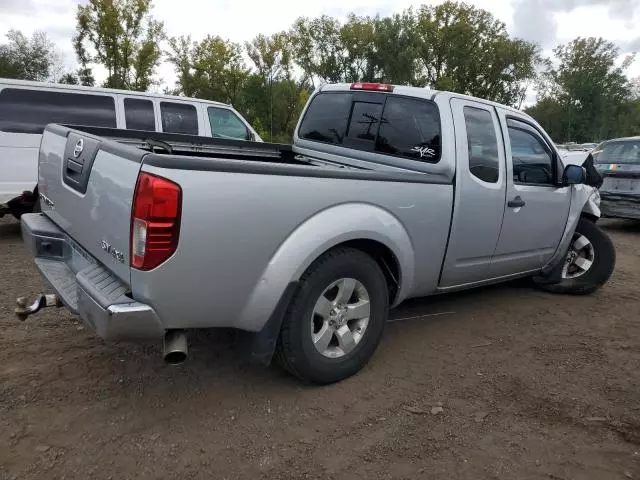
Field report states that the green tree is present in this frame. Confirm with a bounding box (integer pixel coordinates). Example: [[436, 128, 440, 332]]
[[57, 72, 79, 85], [244, 32, 309, 141], [165, 35, 199, 96], [167, 35, 249, 105], [291, 16, 346, 84], [414, 1, 538, 105], [0, 30, 58, 81], [339, 14, 376, 82], [57, 68, 96, 86], [529, 37, 634, 142], [74, 0, 165, 91], [369, 11, 420, 84], [245, 33, 292, 84]]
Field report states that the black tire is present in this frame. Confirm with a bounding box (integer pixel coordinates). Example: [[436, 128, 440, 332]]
[[541, 217, 615, 295], [275, 247, 389, 384]]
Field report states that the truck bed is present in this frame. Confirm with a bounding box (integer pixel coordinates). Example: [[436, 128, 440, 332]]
[[63, 125, 356, 169]]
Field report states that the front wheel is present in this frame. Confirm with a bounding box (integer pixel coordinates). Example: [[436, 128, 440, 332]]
[[541, 218, 615, 295], [275, 247, 389, 384]]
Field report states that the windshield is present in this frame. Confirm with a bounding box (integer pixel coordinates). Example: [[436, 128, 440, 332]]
[[592, 140, 640, 164]]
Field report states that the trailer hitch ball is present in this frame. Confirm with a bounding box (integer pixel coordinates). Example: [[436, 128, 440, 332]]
[[15, 294, 62, 321]]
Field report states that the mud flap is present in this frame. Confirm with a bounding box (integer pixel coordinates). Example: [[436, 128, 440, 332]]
[[249, 282, 298, 365], [533, 258, 565, 285]]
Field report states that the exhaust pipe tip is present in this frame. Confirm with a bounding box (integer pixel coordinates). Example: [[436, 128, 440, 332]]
[[163, 330, 188, 365]]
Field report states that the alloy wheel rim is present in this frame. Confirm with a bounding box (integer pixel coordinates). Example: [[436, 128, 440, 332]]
[[562, 233, 595, 279], [310, 278, 370, 358]]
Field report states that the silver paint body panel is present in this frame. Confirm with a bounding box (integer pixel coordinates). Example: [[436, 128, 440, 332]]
[[31, 84, 599, 338]]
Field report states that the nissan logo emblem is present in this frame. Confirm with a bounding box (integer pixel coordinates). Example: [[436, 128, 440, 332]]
[[73, 139, 84, 158]]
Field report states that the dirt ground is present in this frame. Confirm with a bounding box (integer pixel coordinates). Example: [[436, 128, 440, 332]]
[[0, 215, 639, 480]]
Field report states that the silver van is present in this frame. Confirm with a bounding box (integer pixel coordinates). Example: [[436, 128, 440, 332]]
[[0, 78, 261, 218]]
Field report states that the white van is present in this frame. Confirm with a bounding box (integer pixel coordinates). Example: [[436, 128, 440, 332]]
[[0, 78, 262, 218]]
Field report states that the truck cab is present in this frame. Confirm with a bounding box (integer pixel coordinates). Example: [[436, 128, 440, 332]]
[[294, 83, 594, 287]]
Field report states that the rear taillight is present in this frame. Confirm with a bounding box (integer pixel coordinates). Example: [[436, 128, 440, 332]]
[[130, 172, 181, 271], [350, 82, 394, 92]]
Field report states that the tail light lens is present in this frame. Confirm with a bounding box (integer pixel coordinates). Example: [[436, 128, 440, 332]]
[[131, 172, 181, 270]]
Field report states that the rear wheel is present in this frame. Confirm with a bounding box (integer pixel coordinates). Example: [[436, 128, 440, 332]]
[[541, 218, 615, 295], [275, 248, 389, 384]]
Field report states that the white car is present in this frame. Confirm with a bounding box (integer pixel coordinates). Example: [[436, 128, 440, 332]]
[[0, 78, 261, 218]]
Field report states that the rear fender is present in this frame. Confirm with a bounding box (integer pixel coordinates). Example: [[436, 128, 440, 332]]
[[237, 203, 414, 332]]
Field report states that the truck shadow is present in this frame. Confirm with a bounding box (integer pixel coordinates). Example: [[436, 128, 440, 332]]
[[0, 217, 20, 237], [116, 278, 532, 390], [599, 218, 640, 233]]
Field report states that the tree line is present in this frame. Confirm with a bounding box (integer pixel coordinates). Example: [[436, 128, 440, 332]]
[[1, 0, 638, 143]]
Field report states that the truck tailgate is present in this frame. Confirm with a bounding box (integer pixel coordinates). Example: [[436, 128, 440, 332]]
[[38, 125, 145, 285]]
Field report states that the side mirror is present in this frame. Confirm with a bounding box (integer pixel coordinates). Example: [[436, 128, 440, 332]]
[[246, 128, 255, 142], [562, 164, 586, 186]]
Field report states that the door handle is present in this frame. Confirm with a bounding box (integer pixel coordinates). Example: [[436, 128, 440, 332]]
[[507, 196, 526, 208]]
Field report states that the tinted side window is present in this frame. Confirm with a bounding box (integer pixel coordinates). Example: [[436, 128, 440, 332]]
[[298, 93, 352, 145], [0, 88, 116, 134], [208, 107, 249, 140], [508, 120, 554, 185], [463, 106, 499, 183], [160, 102, 198, 135], [124, 98, 155, 131], [375, 96, 441, 162]]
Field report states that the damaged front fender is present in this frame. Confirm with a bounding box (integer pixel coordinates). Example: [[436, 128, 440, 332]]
[[539, 184, 600, 280]]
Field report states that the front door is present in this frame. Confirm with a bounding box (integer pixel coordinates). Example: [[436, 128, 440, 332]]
[[489, 111, 571, 277], [439, 98, 507, 287]]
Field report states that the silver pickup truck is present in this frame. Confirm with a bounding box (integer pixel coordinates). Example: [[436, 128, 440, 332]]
[[17, 82, 614, 384]]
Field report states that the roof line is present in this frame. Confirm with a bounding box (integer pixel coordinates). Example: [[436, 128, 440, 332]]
[[0, 77, 231, 107]]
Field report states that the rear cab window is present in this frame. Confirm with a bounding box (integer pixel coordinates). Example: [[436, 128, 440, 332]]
[[0, 87, 116, 133], [375, 96, 440, 162], [298, 91, 441, 163], [298, 93, 351, 145]]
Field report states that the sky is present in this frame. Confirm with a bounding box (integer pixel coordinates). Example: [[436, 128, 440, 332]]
[[1, 0, 639, 102]]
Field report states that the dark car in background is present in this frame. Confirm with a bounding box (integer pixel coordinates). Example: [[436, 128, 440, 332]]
[[594, 137, 640, 220]]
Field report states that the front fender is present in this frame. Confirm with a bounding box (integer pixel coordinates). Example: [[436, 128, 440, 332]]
[[236, 203, 415, 332], [541, 185, 600, 276], [582, 187, 601, 218]]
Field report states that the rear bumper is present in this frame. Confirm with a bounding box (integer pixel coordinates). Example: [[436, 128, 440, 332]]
[[21, 213, 164, 341], [600, 192, 640, 220]]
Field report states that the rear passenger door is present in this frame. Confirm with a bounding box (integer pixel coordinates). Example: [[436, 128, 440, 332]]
[[488, 112, 571, 277], [440, 98, 507, 287]]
